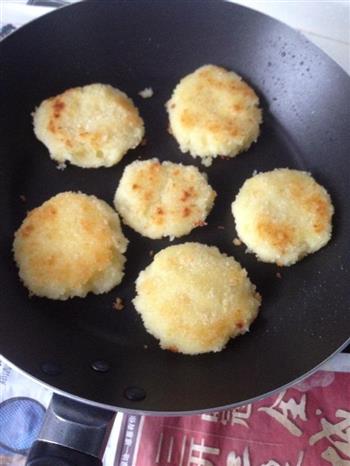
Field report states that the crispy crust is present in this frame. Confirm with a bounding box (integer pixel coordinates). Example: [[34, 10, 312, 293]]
[[114, 159, 216, 239], [13, 192, 128, 299], [232, 169, 334, 266], [33, 84, 144, 168], [166, 65, 262, 165], [133, 243, 261, 354]]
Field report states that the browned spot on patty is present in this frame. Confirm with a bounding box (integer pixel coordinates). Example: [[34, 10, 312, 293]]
[[180, 187, 194, 202], [183, 207, 191, 217], [166, 346, 179, 353], [257, 220, 295, 253], [233, 103, 243, 112], [80, 218, 93, 233], [198, 68, 255, 99], [154, 207, 165, 225], [180, 109, 197, 127], [47, 255, 56, 266], [53, 99, 65, 118], [307, 195, 331, 234], [21, 224, 34, 237], [150, 160, 161, 170], [48, 119, 56, 133]]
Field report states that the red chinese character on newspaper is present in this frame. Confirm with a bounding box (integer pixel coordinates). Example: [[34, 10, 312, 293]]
[[226, 447, 304, 466], [258, 390, 307, 436], [156, 433, 174, 463], [155, 434, 220, 465], [309, 408, 350, 465], [186, 438, 220, 466], [201, 404, 252, 428], [227, 447, 251, 466]]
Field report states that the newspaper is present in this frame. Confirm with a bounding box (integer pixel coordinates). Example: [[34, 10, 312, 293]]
[[1, 353, 350, 466]]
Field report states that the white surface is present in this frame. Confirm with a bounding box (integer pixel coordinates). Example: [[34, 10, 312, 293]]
[[1, 2, 53, 26], [302, 30, 349, 73], [0, 0, 80, 30], [231, 0, 349, 42], [230, 0, 350, 73]]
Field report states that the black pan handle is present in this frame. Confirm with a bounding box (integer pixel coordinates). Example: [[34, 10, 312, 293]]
[[26, 442, 103, 466], [26, 393, 116, 466]]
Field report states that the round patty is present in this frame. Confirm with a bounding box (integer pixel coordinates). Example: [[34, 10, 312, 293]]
[[166, 64, 262, 166], [13, 192, 128, 300], [133, 242, 261, 354], [33, 83, 144, 168], [114, 159, 216, 239], [232, 169, 334, 266]]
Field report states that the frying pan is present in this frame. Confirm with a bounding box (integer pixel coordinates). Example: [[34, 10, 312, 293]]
[[0, 0, 349, 464]]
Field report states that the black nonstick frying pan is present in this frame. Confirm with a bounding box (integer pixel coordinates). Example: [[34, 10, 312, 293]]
[[1, 0, 349, 464]]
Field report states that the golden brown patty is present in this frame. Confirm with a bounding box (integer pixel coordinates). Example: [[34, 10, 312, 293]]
[[232, 169, 334, 266], [13, 192, 128, 300], [114, 159, 216, 239], [133, 242, 261, 354], [33, 83, 144, 168], [166, 64, 262, 166]]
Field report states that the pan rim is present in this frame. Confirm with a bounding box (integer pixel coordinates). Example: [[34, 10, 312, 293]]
[[2, 337, 349, 414]]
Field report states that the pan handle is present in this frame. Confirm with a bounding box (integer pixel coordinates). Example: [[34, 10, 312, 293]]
[[26, 393, 116, 466]]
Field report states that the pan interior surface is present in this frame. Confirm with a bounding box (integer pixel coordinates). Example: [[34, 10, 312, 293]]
[[0, 0, 349, 413]]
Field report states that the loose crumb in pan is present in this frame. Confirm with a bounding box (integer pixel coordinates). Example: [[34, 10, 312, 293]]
[[233, 238, 242, 246], [276, 272, 282, 279], [138, 87, 154, 98], [19, 195, 26, 202], [194, 220, 207, 227], [113, 297, 124, 311], [56, 162, 66, 171]]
